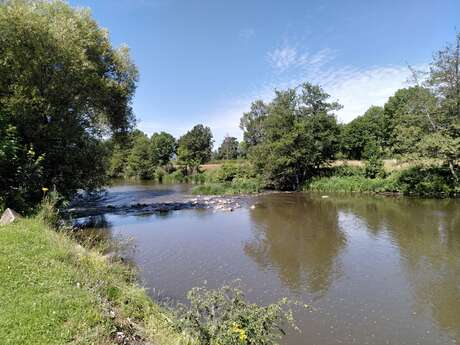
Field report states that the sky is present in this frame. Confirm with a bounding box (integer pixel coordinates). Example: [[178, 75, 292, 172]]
[[68, 0, 460, 146]]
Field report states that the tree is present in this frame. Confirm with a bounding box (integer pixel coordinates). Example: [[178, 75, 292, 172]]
[[398, 33, 460, 181], [217, 136, 239, 160], [249, 83, 341, 190], [177, 125, 213, 173], [126, 131, 153, 179], [423, 32, 460, 180], [382, 87, 436, 154], [341, 106, 385, 160], [240, 100, 268, 149], [0, 0, 138, 210], [150, 131, 176, 167]]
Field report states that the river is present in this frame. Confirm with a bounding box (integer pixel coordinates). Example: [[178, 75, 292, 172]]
[[73, 181, 460, 345]]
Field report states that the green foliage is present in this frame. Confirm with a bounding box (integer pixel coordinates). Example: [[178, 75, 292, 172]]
[[0, 124, 44, 213], [0, 218, 190, 345], [325, 165, 365, 177], [125, 132, 155, 179], [192, 163, 263, 195], [192, 177, 264, 195], [217, 136, 239, 160], [240, 100, 268, 148], [341, 106, 385, 160], [245, 83, 341, 190], [364, 156, 385, 179], [37, 189, 67, 229], [307, 165, 459, 196], [306, 175, 400, 194], [173, 283, 295, 345], [177, 124, 214, 173], [397, 166, 459, 196], [207, 163, 256, 183], [150, 131, 176, 166], [0, 0, 137, 210]]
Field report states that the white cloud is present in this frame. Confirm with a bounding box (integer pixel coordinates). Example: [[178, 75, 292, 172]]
[[265, 44, 421, 122], [267, 45, 335, 73], [140, 44, 422, 146]]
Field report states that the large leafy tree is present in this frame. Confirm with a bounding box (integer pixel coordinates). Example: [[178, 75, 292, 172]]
[[125, 131, 153, 179], [239, 100, 268, 149], [0, 0, 138, 210], [341, 106, 385, 160], [421, 33, 460, 180], [150, 131, 176, 167], [382, 87, 436, 154], [248, 83, 341, 190], [177, 125, 213, 173], [217, 136, 239, 160]]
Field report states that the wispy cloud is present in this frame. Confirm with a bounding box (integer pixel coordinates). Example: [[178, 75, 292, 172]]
[[267, 45, 335, 73], [139, 43, 421, 146]]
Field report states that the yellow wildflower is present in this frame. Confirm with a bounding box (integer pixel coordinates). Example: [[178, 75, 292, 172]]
[[42, 187, 49, 193]]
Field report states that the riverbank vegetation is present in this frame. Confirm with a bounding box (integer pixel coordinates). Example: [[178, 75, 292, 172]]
[[0, 217, 191, 345], [1, 213, 297, 345], [0, 0, 138, 213]]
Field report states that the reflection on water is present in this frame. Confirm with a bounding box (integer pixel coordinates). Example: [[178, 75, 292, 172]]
[[78, 184, 460, 345], [245, 193, 345, 294]]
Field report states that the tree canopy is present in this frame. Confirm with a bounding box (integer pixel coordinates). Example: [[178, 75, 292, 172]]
[[0, 0, 138, 211], [245, 83, 341, 190], [217, 136, 239, 160], [177, 124, 214, 173]]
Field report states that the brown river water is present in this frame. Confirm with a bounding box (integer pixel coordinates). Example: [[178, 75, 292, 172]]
[[75, 182, 460, 345]]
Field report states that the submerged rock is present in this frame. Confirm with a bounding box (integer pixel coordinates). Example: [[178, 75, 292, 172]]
[[0, 208, 22, 226]]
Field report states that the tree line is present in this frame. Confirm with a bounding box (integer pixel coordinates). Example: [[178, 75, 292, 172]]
[[1, 0, 458, 212], [239, 34, 460, 190]]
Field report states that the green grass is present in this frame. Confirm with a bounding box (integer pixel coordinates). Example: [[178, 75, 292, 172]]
[[192, 178, 264, 196], [0, 218, 193, 345], [305, 175, 400, 194]]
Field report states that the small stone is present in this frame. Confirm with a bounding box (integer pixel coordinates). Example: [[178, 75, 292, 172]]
[[0, 208, 22, 226]]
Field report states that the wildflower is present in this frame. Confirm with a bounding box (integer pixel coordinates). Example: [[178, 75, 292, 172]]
[[231, 322, 247, 343], [42, 187, 49, 193]]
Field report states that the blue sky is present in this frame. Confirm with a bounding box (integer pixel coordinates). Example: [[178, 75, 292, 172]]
[[69, 0, 460, 146]]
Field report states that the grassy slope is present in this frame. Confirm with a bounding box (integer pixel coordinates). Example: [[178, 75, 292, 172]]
[[0, 218, 191, 345]]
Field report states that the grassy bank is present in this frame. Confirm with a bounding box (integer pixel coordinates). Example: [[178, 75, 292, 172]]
[[306, 175, 400, 194], [305, 165, 459, 196], [191, 162, 265, 195], [0, 218, 191, 345]]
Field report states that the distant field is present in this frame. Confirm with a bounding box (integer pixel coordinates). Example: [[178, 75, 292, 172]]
[[200, 159, 412, 172]]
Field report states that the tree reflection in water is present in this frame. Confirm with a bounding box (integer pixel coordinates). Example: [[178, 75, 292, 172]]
[[244, 193, 346, 295]]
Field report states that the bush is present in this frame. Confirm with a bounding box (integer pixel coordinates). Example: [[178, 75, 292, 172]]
[[323, 165, 364, 178], [397, 166, 459, 196], [173, 283, 296, 345], [206, 163, 256, 183], [364, 156, 385, 179], [37, 190, 67, 229]]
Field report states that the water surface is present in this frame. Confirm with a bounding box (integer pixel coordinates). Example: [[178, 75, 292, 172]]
[[79, 183, 460, 345]]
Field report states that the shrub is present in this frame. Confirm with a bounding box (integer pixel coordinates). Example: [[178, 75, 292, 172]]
[[207, 163, 256, 183], [364, 156, 385, 179], [37, 190, 67, 229], [173, 283, 296, 345], [325, 165, 364, 177], [397, 166, 459, 196]]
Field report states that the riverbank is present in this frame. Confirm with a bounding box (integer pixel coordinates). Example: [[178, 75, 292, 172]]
[[0, 218, 191, 345]]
